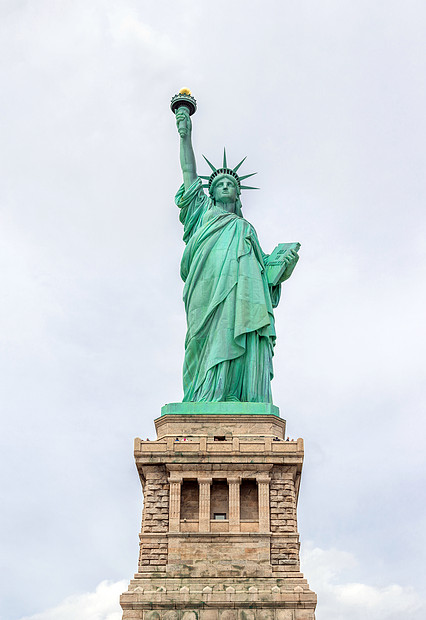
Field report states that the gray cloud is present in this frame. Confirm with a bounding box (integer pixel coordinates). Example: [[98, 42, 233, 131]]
[[1, 1, 425, 618]]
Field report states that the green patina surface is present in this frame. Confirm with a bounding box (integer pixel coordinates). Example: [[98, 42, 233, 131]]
[[172, 94, 300, 408], [161, 402, 280, 417]]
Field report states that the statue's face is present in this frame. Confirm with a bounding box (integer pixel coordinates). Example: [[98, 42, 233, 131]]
[[212, 175, 238, 209]]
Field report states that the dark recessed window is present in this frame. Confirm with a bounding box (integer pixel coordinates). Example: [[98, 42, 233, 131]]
[[214, 436, 226, 441], [180, 480, 199, 520], [240, 479, 259, 521], [213, 513, 227, 520]]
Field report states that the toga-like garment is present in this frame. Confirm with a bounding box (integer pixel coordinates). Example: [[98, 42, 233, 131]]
[[176, 178, 281, 403]]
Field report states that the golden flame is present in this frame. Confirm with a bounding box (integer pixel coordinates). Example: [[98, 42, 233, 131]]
[[179, 88, 191, 95]]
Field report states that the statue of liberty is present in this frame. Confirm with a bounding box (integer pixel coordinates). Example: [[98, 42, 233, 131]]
[[173, 93, 299, 404]]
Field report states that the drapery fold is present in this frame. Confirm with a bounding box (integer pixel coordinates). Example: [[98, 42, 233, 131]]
[[176, 178, 279, 403]]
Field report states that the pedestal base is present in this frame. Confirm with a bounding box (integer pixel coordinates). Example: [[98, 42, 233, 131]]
[[121, 406, 316, 620], [121, 577, 317, 620]]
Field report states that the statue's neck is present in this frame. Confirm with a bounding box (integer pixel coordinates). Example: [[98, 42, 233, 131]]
[[218, 201, 237, 214]]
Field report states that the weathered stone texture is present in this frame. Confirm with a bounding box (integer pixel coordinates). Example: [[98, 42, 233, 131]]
[[122, 410, 316, 619], [270, 468, 300, 572], [137, 465, 169, 571], [141, 468, 169, 534], [138, 537, 168, 570], [122, 607, 316, 620], [166, 534, 272, 577]]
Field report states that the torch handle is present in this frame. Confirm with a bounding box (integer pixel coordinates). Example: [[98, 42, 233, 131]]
[[176, 104, 191, 135]]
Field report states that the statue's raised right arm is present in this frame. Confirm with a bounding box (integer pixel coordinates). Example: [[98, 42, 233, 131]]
[[176, 107, 197, 190]]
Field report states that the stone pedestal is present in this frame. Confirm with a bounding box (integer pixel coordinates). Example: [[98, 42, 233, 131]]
[[120, 403, 317, 620]]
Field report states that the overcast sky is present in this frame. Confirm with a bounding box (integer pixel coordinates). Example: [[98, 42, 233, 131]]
[[1, 1, 425, 619]]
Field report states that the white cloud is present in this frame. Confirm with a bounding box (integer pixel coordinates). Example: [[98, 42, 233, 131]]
[[112, 13, 177, 58], [18, 580, 126, 620], [302, 544, 426, 620]]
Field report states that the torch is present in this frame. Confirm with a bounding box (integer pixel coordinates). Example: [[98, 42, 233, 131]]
[[170, 88, 197, 134]]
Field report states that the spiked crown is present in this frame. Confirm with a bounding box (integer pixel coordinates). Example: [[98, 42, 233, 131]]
[[200, 149, 258, 194]]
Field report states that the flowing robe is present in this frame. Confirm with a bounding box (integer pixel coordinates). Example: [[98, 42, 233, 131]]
[[176, 178, 281, 403]]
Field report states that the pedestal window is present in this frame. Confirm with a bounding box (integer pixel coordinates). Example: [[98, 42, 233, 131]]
[[180, 479, 199, 532], [210, 480, 229, 520]]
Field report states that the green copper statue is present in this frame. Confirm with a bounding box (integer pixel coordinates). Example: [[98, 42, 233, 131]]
[[172, 91, 299, 404]]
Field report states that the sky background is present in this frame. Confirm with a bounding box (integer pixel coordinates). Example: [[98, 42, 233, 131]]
[[1, 1, 425, 619]]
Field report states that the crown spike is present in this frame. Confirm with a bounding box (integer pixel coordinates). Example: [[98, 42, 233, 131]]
[[233, 156, 247, 173], [202, 153, 256, 193], [202, 155, 217, 172]]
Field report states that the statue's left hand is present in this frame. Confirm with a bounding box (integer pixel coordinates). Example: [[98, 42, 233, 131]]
[[280, 249, 299, 283], [285, 249, 299, 265]]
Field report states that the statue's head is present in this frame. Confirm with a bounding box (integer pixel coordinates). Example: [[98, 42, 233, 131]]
[[200, 149, 258, 216], [211, 174, 240, 208]]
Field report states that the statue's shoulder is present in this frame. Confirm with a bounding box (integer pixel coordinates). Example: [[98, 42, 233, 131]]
[[176, 177, 205, 207]]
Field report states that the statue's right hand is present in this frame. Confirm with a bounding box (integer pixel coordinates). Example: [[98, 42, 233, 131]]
[[176, 106, 192, 138]]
